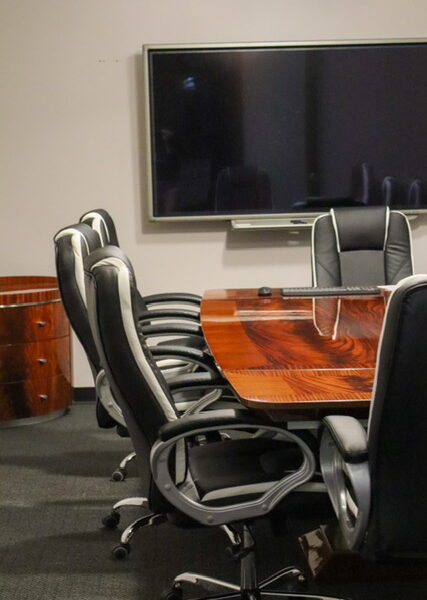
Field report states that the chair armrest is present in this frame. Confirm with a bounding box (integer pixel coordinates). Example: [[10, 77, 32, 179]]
[[150, 345, 217, 374], [151, 411, 315, 527], [143, 293, 201, 307], [320, 415, 370, 551], [322, 416, 368, 463], [159, 409, 261, 441], [139, 322, 204, 339], [137, 308, 200, 324], [167, 371, 230, 392], [95, 369, 125, 427]]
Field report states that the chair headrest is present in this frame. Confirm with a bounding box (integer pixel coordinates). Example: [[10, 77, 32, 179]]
[[54, 222, 101, 254], [79, 208, 119, 246], [84, 245, 136, 284], [331, 207, 389, 252]]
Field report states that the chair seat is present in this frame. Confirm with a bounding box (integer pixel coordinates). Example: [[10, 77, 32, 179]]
[[188, 438, 304, 504]]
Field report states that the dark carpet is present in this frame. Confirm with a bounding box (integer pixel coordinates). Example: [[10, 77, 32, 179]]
[[0, 403, 426, 599]]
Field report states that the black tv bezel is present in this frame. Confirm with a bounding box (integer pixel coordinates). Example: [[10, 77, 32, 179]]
[[143, 39, 427, 226]]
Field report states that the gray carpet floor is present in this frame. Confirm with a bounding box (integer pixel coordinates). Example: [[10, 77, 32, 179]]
[[0, 403, 426, 600]]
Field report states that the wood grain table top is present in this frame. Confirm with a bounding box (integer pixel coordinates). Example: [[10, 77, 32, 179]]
[[200, 288, 387, 413]]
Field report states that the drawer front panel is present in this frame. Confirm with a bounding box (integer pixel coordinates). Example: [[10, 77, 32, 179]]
[[0, 302, 69, 344], [0, 374, 73, 421], [0, 337, 71, 383]]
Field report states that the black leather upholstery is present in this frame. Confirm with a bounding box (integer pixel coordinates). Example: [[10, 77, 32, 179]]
[[365, 276, 427, 560], [54, 223, 117, 428], [54, 224, 102, 375], [188, 437, 303, 499], [53, 227, 205, 432], [85, 247, 179, 497], [84, 247, 309, 516], [80, 208, 119, 246], [333, 207, 387, 251], [85, 248, 178, 446], [158, 409, 262, 441], [79, 208, 203, 330], [321, 416, 368, 463], [312, 207, 413, 287], [321, 276, 427, 564]]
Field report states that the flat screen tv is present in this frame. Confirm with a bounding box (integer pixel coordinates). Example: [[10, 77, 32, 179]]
[[144, 40, 427, 225]]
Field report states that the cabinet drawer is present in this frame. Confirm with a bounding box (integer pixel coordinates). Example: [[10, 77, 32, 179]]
[[0, 374, 72, 421], [0, 337, 71, 383], [0, 301, 69, 344]]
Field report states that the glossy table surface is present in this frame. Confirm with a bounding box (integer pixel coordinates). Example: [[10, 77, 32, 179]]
[[200, 288, 387, 415]]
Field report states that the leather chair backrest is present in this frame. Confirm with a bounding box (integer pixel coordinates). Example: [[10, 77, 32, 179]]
[[80, 208, 119, 247], [84, 246, 179, 490], [54, 223, 103, 376], [311, 207, 413, 287], [80, 208, 150, 315], [365, 275, 427, 560]]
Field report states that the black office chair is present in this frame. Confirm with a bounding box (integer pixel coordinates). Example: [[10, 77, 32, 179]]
[[53, 224, 119, 426], [54, 225, 233, 551], [320, 274, 427, 563], [84, 245, 342, 600], [53, 224, 212, 480], [311, 206, 413, 287], [79, 208, 203, 317]]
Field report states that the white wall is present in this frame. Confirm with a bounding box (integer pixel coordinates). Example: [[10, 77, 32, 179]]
[[1, 0, 427, 386]]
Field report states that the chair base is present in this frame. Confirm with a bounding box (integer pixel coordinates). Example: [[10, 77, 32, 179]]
[[166, 525, 346, 600], [166, 569, 345, 599]]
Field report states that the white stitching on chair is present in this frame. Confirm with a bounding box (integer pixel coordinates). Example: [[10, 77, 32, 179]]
[[90, 256, 177, 423], [54, 228, 89, 305], [311, 213, 330, 287]]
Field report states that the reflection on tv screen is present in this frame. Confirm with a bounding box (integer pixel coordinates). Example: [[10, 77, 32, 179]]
[[148, 43, 427, 218]]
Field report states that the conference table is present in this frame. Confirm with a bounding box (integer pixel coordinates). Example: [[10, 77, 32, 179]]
[[200, 288, 388, 423]]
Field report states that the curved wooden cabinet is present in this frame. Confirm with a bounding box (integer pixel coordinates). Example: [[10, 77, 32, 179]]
[[0, 276, 72, 426]]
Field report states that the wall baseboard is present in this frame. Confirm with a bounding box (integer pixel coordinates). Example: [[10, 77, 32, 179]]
[[74, 387, 95, 402]]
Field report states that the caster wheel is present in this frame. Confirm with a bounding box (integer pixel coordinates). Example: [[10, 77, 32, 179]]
[[162, 582, 183, 600], [283, 571, 307, 593], [111, 467, 127, 482], [112, 543, 130, 560], [102, 511, 120, 529]]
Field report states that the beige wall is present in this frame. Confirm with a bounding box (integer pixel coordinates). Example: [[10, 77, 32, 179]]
[[1, 0, 427, 386]]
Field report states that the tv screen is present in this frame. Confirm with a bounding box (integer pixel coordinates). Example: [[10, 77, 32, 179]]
[[144, 41, 427, 222]]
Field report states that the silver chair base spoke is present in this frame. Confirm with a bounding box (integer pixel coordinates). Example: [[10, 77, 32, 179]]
[[174, 572, 239, 592], [112, 496, 148, 511], [164, 592, 346, 600], [102, 497, 149, 530], [120, 512, 166, 545], [176, 593, 346, 599], [259, 566, 306, 590], [258, 593, 347, 599], [112, 513, 167, 560], [111, 451, 136, 481]]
